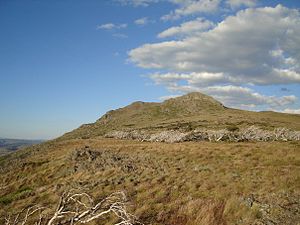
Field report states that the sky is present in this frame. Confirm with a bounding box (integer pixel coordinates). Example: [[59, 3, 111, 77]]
[[0, 0, 300, 139]]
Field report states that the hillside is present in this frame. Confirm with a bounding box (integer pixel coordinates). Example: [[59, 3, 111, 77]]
[[61, 92, 300, 140], [0, 92, 299, 225], [1, 139, 299, 225]]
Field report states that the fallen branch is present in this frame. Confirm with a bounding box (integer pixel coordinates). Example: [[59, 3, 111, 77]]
[[2, 190, 142, 225]]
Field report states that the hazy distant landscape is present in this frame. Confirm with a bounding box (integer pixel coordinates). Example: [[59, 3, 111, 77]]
[[0, 138, 43, 156]]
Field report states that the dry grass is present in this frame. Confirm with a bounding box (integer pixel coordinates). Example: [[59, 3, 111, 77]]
[[0, 138, 299, 224]]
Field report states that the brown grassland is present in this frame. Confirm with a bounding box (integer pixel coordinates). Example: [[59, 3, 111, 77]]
[[0, 138, 299, 224]]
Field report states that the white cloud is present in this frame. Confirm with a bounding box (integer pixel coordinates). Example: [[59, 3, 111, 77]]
[[158, 18, 214, 38], [129, 5, 300, 110], [201, 86, 297, 108], [149, 72, 228, 86], [135, 17, 151, 26], [226, 0, 257, 9], [159, 95, 181, 101], [116, 0, 220, 21], [97, 23, 127, 30], [130, 5, 300, 85], [164, 84, 297, 109], [116, 0, 160, 7], [282, 108, 300, 114], [161, 0, 221, 21]]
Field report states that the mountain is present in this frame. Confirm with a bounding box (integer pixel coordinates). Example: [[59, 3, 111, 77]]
[[0, 138, 43, 156], [61, 92, 300, 140]]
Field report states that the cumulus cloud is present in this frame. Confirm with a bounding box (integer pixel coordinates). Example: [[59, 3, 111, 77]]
[[97, 23, 127, 30], [159, 95, 181, 101], [116, 0, 159, 7], [158, 18, 214, 38], [199, 86, 297, 108], [135, 17, 151, 26], [116, 0, 220, 21], [226, 0, 257, 9], [130, 5, 300, 85], [129, 5, 300, 110], [282, 108, 300, 114], [149, 72, 229, 86], [164, 84, 297, 109], [161, 0, 221, 21]]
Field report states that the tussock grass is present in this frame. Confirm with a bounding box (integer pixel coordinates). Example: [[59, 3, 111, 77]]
[[0, 138, 299, 224]]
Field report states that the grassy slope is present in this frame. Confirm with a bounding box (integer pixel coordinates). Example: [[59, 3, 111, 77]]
[[61, 93, 300, 140], [0, 92, 300, 224], [0, 138, 299, 224]]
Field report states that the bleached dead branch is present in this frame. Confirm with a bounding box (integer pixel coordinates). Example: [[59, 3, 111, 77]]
[[2, 191, 141, 225], [4, 205, 47, 225]]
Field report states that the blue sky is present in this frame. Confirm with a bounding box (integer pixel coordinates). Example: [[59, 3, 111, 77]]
[[0, 0, 299, 139]]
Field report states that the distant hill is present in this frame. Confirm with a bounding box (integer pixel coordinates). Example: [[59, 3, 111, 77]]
[[61, 92, 300, 140], [0, 138, 43, 156]]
